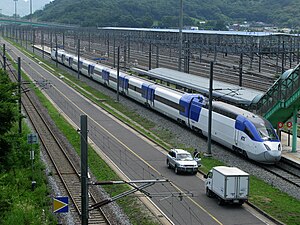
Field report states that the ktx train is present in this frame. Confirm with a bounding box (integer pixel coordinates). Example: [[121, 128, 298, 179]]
[[51, 49, 282, 164]]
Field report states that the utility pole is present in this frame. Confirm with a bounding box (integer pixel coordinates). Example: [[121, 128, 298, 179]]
[[178, 0, 183, 71], [14, 0, 18, 20], [148, 41, 152, 70], [30, 0, 32, 23], [77, 39, 80, 80], [206, 62, 213, 157], [80, 115, 88, 225], [117, 46, 120, 102], [2, 44, 6, 71], [55, 34, 58, 67], [18, 57, 22, 135]]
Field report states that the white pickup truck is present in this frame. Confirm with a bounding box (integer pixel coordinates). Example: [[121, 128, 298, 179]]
[[204, 166, 249, 205]]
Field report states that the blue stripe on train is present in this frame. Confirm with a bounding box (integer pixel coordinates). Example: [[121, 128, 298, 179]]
[[119, 77, 129, 89], [179, 94, 204, 121], [235, 115, 262, 142], [102, 70, 109, 81], [142, 84, 155, 100]]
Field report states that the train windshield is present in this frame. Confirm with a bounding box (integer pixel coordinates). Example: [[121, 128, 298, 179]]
[[255, 120, 278, 141]]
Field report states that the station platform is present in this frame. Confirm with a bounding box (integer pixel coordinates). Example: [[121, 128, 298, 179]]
[[280, 131, 300, 166]]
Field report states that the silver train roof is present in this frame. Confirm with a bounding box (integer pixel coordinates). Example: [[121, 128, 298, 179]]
[[133, 67, 263, 106], [99, 27, 289, 37]]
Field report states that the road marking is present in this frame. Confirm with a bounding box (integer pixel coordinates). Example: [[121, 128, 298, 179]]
[[8, 43, 224, 225]]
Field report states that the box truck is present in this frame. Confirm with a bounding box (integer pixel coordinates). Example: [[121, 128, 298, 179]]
[[204, 166, 249, 205]]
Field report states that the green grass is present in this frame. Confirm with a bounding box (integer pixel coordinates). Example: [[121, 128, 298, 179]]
[[0, 120, 57, 223], [5, 39, 161, 225], [6, 38, 300, 225], [249, 176, 300, 224]]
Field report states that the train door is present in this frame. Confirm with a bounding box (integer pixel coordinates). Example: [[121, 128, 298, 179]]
[[142, 84, 155, 107], [234, 119, 254, 156], [187, 98, 201, 128], [68, 58, 73, 68], [119, 76, 129, 95], [88, 65, 95, 78], [234, 116, 245, 152], [102, 70, 110, 86], [147, 85, 155, 108], [79, 61, 83, 72]]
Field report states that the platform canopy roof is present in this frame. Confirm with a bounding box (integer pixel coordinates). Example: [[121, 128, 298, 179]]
[[133, 67, 264, 107]]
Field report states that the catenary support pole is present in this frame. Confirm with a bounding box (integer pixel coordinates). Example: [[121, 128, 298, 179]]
[[178, 0, 183, 71], [206, 61, 213, 157], [55, 34, 58, 67], [239, 53, 243, 87], [149, 42, 152, 70], [18, 57, 22, 135], [292, 109, 298, 153], [80, 115, 88, 225], [3, 44, 6, 71], [117, 46, 120, 102], [77, 39, 80, 80]]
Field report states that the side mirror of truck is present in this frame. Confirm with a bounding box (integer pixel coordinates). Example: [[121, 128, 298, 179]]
[[204, 174, 207, 179]]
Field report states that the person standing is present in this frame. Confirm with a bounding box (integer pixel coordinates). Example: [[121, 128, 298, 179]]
[[193, 149, 199, 158]]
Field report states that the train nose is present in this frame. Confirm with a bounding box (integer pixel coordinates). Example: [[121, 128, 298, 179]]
[[264, 151, 281, 163]]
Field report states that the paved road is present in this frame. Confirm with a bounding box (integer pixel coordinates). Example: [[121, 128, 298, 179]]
[[2, 38, 276, 225]]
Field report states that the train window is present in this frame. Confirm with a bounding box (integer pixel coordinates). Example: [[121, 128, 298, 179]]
[[155, 95, 185, 112], [257, 126, 277, 141], [253, 119, 278, 141], [245, 127, 254, 140], [129, 84, 141, 93]]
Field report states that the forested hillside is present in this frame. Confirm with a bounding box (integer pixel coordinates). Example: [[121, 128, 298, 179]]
[[32, 0, 300, 29]]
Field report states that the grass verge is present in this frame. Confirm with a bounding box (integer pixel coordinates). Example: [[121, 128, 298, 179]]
[[5, 38, 161, 225], [6, 38, 300, 225]]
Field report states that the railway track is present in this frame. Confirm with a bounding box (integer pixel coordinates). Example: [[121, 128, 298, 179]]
[[261, 160, 300, 188], [7, 54, 111, 225], [4, 38, 298, 223], [32, 33, 300, 94], [61, 39, 283, 92], [31, 41, 300, 190]]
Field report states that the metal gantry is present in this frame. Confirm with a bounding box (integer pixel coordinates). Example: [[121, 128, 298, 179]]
[[2, 24, 300, 93]]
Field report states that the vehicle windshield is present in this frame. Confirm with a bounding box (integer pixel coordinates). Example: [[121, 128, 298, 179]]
[[177, 153, 193, 160], [256, 120, 278, 141]]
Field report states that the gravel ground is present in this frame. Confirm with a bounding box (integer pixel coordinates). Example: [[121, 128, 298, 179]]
[[25, 79, 132, 225]]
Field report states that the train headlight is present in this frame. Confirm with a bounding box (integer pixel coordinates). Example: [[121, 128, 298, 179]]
[[264, 144, 271, 151]]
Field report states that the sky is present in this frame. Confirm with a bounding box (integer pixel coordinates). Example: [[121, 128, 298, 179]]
[[0, 0, 53, 17]]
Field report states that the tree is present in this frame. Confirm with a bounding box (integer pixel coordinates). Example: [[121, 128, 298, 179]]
[[0, 70, 19, 170]]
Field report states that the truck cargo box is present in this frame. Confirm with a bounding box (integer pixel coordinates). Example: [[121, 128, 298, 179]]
[[205, 166, 249, 205]]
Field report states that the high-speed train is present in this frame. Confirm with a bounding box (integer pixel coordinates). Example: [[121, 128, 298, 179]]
[[51, 49, 282, 164]]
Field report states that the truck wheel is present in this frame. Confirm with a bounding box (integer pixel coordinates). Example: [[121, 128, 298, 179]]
[[175, 166, 179, 174], [217, 198, 224, 206], [238, 200, 244, 205], [206, 188, 212, 198]]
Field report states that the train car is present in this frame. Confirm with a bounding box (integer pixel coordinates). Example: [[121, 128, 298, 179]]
[[50, 48, 282, 164]]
